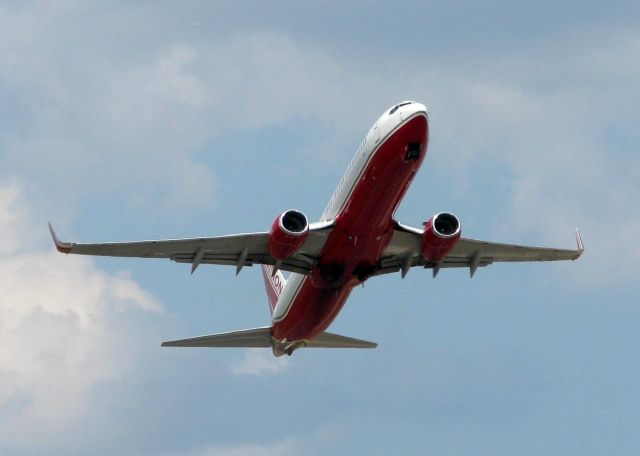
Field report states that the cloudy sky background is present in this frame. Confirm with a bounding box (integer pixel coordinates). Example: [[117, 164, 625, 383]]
[[1, 1, 639, 454]]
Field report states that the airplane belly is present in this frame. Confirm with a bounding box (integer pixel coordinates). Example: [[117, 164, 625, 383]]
[[271, 279, 353, 342], [320, 114, 429, 275], [271, 114, 429, 342]]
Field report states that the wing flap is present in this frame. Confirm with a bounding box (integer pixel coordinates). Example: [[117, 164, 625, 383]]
[[171, 252, 314, 275], [376, 255, 493, 277]]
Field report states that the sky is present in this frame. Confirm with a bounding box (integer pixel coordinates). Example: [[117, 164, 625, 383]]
[[1, 1, 639, 454]]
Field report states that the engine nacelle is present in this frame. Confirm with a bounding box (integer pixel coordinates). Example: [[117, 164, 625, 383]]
[[268, 210, 309, 260], [421, 212, 461, 262]]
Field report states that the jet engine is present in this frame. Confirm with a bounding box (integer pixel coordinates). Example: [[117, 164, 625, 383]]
[[421, 212, 461, 262], [268, 210, 309, 260]]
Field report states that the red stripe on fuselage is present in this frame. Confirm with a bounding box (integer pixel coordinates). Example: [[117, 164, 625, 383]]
[[261, 265, 280, 314], [272, 114, 429, 342]]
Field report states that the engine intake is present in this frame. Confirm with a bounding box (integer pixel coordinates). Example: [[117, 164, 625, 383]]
[[421, 212, 461, 262], [268, 210, 309, 260]]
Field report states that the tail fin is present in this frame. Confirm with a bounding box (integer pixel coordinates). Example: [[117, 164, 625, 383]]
[[261, 265, 286, 315]]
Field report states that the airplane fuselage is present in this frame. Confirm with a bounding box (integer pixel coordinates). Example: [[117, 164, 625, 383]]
[[49, 100, 582, 355], [271, 102, 429, 352]]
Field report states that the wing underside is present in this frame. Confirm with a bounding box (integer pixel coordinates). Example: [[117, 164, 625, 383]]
[[48, 222, 333, 275], [380, 221, 583, 277], [49, 219, 583, 279]]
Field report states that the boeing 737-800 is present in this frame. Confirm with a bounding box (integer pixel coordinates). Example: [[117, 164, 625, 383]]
[[49, 101, 583, 356]]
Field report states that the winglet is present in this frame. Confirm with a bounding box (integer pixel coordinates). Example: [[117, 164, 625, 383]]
[[48, 223, 73, 254], [575, 228, 584, 258]]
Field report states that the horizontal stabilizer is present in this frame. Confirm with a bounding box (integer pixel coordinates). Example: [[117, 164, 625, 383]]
[[162, 327, 272, 348], [162, 327, 377, 350], [307, 331, 377, 349]]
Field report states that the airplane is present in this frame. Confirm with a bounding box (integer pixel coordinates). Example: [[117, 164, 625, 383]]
[[49, 101, 584, 356]]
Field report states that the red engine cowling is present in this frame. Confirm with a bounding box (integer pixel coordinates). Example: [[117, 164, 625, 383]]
[[268, 210, 309, 260], [422, 212, 461, 262]]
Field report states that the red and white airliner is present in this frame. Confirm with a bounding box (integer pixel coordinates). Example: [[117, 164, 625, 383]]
[[50, 101, 583, 356]]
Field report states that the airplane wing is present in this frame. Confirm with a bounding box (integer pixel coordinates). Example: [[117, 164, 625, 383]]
[[379, 221, 584, 277], [48, 222, 334, 275]]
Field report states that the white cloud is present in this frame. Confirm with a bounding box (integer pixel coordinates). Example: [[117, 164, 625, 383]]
[[0, 182, 31, 255], [151, 45, 210, 108], [0, 182, 162, 450], [230, 349, 290, 377], [0, 4, 217, 211]]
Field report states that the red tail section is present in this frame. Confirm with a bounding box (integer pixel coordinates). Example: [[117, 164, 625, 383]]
[[261, 265, 286, 316]]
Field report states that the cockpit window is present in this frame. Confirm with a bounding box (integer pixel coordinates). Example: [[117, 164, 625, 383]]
[[389, 101, 413, 115]]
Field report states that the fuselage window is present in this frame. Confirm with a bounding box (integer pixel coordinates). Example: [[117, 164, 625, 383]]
[[389, 101, 413, 115]]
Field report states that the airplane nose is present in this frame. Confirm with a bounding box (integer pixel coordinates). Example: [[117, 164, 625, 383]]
[[379, 102, 428, 136], [388, 101, 414, 115], [387, 101, 427, 119]]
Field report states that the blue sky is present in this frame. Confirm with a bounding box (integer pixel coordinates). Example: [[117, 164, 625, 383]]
[[1, 1, 639, 455]]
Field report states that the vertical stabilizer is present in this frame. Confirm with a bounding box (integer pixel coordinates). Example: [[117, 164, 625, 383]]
[[261, 265, 286, 316]]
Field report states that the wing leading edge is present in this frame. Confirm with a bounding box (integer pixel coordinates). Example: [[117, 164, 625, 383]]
[[48, 222, 333, 275], [380, 222, 583, 278]]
